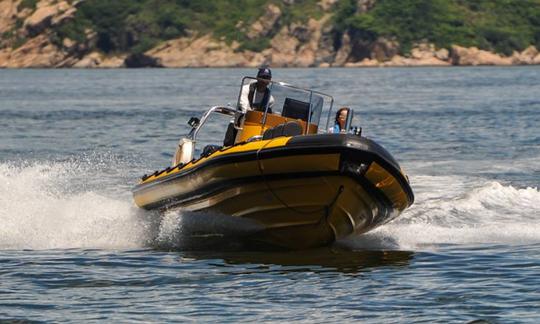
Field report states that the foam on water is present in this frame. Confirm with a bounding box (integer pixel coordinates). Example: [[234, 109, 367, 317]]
[[0, 161, 152, 250], [345, 176, 540, 250]]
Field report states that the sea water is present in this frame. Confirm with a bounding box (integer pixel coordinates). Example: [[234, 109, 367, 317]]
[[0, 67, 539, 322]]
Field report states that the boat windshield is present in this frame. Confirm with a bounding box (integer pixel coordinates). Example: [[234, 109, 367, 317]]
[[236, 77, 334, 132]]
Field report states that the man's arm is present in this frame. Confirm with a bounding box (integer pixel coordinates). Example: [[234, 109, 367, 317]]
[[268, 95, 275, 110], [238, 84, 251, 113]]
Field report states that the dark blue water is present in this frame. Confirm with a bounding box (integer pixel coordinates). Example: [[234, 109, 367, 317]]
[[1, 67, 539, 322]]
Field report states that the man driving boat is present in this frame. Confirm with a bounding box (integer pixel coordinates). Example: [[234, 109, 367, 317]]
[[238, 67, 275, 113]]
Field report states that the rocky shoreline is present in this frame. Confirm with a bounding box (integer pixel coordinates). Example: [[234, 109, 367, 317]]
[[1, 0, 540, 69]]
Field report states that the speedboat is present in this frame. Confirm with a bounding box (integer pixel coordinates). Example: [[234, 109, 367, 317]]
[[133, 77, 414, 249]]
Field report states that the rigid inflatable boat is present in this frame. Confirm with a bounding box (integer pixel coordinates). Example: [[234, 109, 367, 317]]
[[133, 77, 414, 249]]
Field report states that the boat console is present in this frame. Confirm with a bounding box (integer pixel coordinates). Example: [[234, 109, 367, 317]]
[[174, 77, 347, 164]]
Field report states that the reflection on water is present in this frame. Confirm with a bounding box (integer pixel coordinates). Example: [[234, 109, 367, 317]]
[[151, 210, 414, 273], [182, 248, 414, 274]]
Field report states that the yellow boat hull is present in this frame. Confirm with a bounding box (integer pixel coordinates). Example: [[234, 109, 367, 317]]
[[133, 134, 413, 249]]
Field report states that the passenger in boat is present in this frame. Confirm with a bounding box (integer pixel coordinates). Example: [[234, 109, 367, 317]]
[[238, 67, 275, 113], [332, 107, 350, 133]]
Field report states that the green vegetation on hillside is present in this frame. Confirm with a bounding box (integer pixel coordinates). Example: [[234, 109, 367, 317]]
[[17, 0, 38, 11], [48, 0, 540, 56], [334, 0, 540, 55], [52, 0, 321, 55]]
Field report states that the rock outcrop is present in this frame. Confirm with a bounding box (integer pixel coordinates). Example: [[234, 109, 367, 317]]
[[0, 0, 20, 35], [342, 42, 450, 67], [145, 35, 263, 68], [450, 45, 513, 66], [333, 33, 352, 66], [0, 0, 83, 68], [268, 16, 330, 67], [73, 52, 126, 68], [246, 4, 282, 40], [447, 45, 540, 66], [24, 0, 76, 36], [370, 37, 400, 62], [145, 12, 332, 68], [511, 46, 540, 65], [0, 34, 64, 68]]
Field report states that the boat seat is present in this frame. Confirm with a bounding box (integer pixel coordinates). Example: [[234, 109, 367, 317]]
[[262, 121, 303, 140], [282, 98, 310, 122], [223, 122, 237, 147], [283, 121, 303, 136], [201, 144, 221, 157], [272, 124, 285, 138], [262, 127, 273, 140]]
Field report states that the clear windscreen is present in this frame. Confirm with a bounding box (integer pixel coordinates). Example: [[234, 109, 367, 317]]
[[193, 112, 233, 156], [238, 77, 334, 131]]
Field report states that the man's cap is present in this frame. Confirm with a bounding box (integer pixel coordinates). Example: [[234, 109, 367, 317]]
[[257, 67, 272, 79]]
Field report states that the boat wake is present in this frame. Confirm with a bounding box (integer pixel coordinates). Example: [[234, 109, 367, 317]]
[[1, 160, 539, 251], [0, 160, 154, 250], [343, 176, 540, 250]]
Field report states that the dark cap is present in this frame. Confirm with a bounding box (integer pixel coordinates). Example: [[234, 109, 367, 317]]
[[257, 67, 272, 79]]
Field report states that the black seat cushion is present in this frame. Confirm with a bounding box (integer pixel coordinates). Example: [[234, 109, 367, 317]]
[[272, 124, 285, 138], [283, 121, 303, 137], [262, 128, 274, 140], [262, 121, 303, 140], [223, 122, 237, 147]]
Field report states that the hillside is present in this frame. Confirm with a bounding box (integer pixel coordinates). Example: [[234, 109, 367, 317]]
[[1, 0, 540, 67]]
